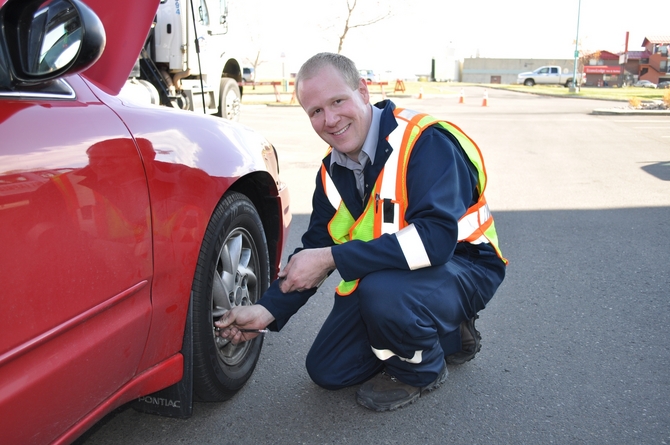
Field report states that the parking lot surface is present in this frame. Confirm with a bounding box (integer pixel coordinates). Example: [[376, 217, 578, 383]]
[[79, 87, 670, 445]]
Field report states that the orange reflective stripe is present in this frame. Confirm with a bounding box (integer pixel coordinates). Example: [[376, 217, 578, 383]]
[[463, 216, 493, 243]]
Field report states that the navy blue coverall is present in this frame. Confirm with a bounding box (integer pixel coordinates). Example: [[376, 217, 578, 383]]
[[257, 100, 506, 389]]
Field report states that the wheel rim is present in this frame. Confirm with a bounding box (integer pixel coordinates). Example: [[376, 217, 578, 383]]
[[224, 88, 240, 120], [211, 227, 260, 366]]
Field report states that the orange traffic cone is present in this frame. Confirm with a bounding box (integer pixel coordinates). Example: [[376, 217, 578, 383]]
[[481, 90, 488, 107], [458, 88, 464, 104], [418, 87, 424, 99]]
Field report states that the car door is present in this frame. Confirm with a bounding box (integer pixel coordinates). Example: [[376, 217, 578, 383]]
[[0, 73, 153, 444]]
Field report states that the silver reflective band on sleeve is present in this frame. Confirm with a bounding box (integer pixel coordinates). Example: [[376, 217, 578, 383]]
[[380, 123, 403, 234], [457, 203, 491, 241], [323, 171, 342, 210], [395, 224, 431, 270], [371, 346, 423, 364]]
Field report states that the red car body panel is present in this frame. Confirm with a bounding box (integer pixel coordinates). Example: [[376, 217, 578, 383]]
[[0, 0, 291, 443]]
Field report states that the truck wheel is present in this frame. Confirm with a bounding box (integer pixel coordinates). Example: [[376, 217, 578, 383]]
[[217, 77, 241, 121], [191, 192, 269, 401], [524, 79, 535, 87], [565, 79, 573, 88]]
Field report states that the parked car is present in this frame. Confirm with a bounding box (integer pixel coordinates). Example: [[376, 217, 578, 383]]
[[633, 80, 657, 88], [359, 69, 379, 83], [243, 67, 255, 83], [516, 65, 582, 87], [657, 81, 670, 89], [0, 0, 291, 444]]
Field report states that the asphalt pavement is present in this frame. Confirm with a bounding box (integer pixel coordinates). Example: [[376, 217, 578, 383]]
[[79, 87, 670, 445]]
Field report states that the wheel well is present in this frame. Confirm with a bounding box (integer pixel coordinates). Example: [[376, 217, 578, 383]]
[[228, 172, 282, 278], [222, 59, 243, 98]]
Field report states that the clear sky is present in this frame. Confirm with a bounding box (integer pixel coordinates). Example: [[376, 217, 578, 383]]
[[226, 0, 669, 78]]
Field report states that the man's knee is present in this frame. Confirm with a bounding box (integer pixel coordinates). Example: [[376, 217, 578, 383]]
[[306, 350, 380, 390], [305, 355, 345, 390]]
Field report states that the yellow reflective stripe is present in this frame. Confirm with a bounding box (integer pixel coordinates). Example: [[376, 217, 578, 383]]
[[395, 223, 431, 270], [436, 121, 487, 194], [336, 279, 358, 295], [371, 346, 423, 364]]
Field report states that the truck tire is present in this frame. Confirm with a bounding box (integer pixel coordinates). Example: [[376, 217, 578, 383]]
[[191, 192, 269, 401], [217, 77, 241, 121], [524, 79, 535, 87], [565, 79, 573, 88]]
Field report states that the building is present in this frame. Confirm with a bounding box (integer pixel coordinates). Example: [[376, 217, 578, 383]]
[[461, 58, 575, 84], [637, 36, 670, 84], [582, 50, 627, 87]]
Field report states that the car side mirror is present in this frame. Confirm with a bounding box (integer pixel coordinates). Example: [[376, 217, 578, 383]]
[[0, 0, 106, 84]]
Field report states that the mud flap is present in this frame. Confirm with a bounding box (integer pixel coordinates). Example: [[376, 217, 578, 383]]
[[131, 293, 194, 418]]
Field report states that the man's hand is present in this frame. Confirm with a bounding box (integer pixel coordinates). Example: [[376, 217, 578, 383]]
[[278, 247, 335, 293], [215, 305, 275, 344]]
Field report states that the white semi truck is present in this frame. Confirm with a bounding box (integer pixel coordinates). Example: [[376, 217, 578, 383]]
[[122, 0, 245, 120]]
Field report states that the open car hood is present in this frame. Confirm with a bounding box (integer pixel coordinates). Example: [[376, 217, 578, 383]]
[[80, 0, 160, 95]]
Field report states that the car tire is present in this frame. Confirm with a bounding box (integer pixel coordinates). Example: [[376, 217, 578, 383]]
[[217, 77, 241, 121], [524, 79, 534, 87], [191, 192, 270, 402]]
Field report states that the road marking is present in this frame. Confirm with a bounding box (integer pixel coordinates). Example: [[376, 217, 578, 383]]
[[611, 120, 670, 123]]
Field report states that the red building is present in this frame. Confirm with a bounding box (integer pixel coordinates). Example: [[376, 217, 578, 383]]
[[581, 36, 670, 87], [582, 50, 623, 87], [637, 36, 670, 84]]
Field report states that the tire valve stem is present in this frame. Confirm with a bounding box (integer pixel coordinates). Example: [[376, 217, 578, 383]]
[[215, 327, 269, 334]]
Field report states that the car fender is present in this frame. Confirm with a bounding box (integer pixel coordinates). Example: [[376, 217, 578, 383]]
[[87, 79, 288, 371]]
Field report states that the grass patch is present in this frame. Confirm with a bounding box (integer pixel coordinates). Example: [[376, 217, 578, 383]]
[[241, 80, 667, 103], [489, 84, 666, 102]]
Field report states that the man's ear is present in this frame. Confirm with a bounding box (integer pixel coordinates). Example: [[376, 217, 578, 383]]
[[357, 78, 370, 104]]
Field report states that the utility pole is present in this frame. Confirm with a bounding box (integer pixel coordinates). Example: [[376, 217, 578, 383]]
[[569, 0, 581, 93]]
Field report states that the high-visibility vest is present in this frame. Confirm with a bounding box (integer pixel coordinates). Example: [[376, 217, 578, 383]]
[[321, 108, 506, 296]]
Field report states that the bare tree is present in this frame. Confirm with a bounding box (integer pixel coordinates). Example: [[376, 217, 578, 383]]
[[245, 50, 265, 89], [337, 0, 392, 54]]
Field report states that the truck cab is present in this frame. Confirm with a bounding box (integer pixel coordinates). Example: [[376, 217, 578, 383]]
[[123, 0, 244, 120]]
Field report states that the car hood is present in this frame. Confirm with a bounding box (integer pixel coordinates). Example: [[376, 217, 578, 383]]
[[79, 0, 160, 95]]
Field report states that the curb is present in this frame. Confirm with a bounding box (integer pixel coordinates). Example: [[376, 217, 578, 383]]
[[591, 108, 670, 115]]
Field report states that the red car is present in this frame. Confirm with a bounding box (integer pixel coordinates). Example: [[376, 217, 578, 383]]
[[0, 0, 291, 443]]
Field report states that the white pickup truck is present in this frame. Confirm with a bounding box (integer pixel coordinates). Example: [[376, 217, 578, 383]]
[[516, 65, 581, 87]]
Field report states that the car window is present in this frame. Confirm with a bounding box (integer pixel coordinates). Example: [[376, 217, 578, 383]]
[[199, 0, 210, 25]]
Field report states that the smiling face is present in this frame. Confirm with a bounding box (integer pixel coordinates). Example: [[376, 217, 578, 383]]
[[297, 64, 372, 162]]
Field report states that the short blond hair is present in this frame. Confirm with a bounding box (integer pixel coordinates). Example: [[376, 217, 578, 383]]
[[295, 53, 361, 104]]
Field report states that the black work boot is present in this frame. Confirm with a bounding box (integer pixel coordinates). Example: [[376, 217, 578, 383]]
[[355, 363, 448, 412], [445, 315, 482, 365]]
